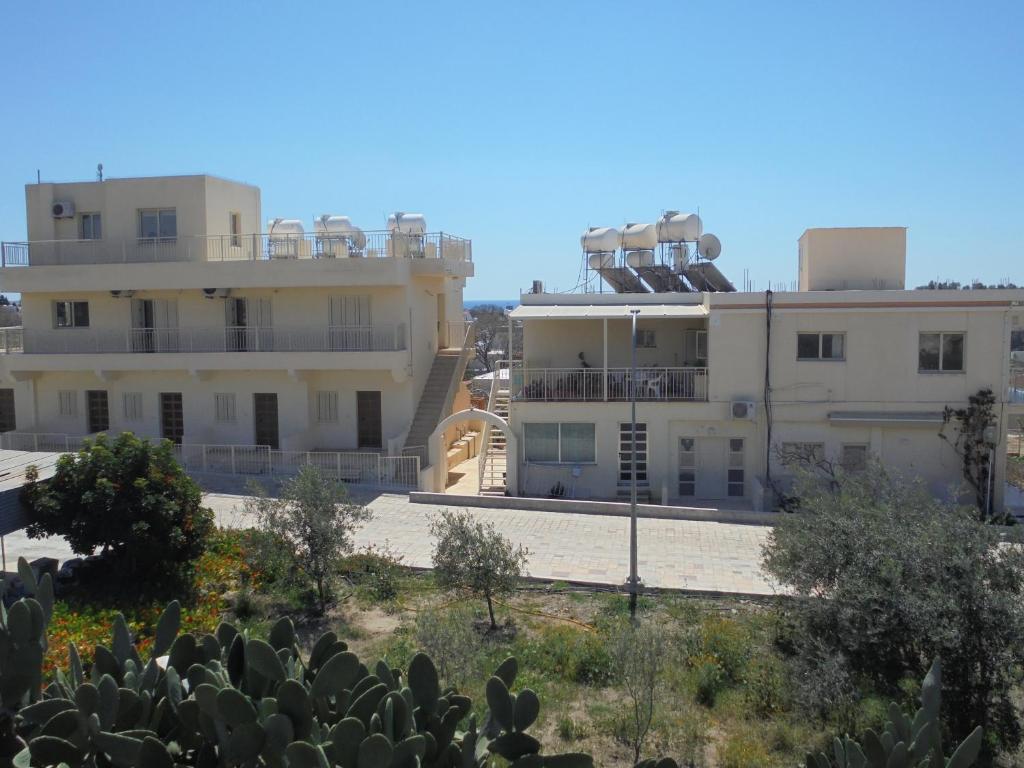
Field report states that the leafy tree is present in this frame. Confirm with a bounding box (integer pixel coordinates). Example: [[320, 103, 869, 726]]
[[429, 509, 528, 629], [938, 388, 1000, 519], [244, 465, 371, 614], [22, 432, 213, 590], [468, 304, 507, 372], [763, 462, 1024, 758]]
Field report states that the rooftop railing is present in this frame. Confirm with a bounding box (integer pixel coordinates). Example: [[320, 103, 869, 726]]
[[510, 364, 708, 402], [9, 324, 407, 354], [0, 231, 471, 267]]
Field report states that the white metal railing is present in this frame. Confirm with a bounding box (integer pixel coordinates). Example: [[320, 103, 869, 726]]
[[0, 431, 420, 489], [173, 444, 420, 489], [0, 432, 92, 452], [478, 359, 509, 492], [0, 231, 472, 267], [510, 365, 709, 402], [0, 326, 23, 353], [16, 324, 407, 354]]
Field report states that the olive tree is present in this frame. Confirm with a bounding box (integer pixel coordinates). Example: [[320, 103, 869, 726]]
[[429, 509, 528, 629], [763, 461, 1024, 757], [244, 465, 371, 614], [610, 620, 667, 764]]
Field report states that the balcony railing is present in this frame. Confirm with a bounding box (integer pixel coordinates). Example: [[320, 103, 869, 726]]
[[0, 231, 472, 267], [0, 326, 23, 353], [13, 324, 407, 354], [511, 365, 708, 402]]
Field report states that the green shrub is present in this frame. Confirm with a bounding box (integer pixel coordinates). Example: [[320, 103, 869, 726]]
[[699, 616, 750, 684], [719, 730, 773, 768], [21, 432, 213, 592], [516, 624, 613, 686], [414, 604, 481, 687], [744, 655, 788, 716], [231, 586, 259, 621], [557, 715, 589, 742], [695, 660, 725, 707], [341, 543, 407, 602]]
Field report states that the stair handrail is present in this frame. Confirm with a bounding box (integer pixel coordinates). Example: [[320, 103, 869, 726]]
[[428, 320, 476, 469], [478, 357, 507, 492]]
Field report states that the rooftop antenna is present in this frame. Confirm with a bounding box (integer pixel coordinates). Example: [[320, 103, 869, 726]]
[[97, 163, 104, 182], [36, 169, 40, 184]]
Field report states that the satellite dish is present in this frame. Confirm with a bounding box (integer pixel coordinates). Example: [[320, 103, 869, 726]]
[[697, 233, 722, 261]]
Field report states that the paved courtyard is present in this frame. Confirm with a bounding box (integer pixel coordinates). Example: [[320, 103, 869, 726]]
[[3, 490, 778, 596]]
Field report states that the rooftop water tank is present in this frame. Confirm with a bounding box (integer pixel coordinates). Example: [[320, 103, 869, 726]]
[[581, 227, 621, 253], [621, 223, 658, 251], [387, 212, 427, 236], [268, 218, 304, 237], [656, 211, 702, 243], [315, 215, 366, 251], [588, 252, 616, 270], [626, 249, 655, 268]]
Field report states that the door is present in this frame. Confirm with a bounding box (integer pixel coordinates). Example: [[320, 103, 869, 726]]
[[132, 299, 178, 352], [0, 388, 16, 432], [618, 422, 648, 484], [160, 392, 184, 444], [226, 298, 248, 351], [357, 391, 382, 449], [86, 390, 109, 433], [696, 437, 728, 499], [253, 393, 279, 449], [131, 298, 155, 352]]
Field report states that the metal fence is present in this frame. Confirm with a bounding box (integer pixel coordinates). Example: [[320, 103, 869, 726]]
[[1, 231, 472, 267], [17, 323, 407, 355], [0, 432, 421, 490], [0, 327, 23, 353], [510, 365, 709, 402]]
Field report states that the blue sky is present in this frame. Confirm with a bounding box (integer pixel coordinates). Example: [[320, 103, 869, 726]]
[[1, 1, 1021, 297]]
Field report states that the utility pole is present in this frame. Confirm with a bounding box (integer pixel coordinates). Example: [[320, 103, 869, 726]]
[[628, 309, 641, 620]]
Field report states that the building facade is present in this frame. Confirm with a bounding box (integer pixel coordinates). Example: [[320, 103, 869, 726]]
[[501, 227, 1024, 514], [0, 175, 474, 473]]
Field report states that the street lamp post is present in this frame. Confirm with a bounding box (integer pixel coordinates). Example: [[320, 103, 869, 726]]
[[628, 309, 641, 620]]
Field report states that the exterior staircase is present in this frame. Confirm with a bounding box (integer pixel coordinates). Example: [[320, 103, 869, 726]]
[[402, 349, 466, 462], [479, 386, 509, 495]]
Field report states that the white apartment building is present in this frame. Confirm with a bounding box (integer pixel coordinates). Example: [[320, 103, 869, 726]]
[[476, 222, 1024, 515], [0, 175, 474, 485]]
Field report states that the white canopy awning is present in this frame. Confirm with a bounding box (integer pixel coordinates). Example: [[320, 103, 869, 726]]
[[509, 304, 708, 320]]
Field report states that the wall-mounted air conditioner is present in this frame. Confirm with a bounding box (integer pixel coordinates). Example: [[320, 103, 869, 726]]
[[202, 288, 231, 299], [52, 200, 75, 218], [731, 400, 756, 420]]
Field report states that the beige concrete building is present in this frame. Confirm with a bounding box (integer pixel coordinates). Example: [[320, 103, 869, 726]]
[[0, 174, 475, 487], [484, 227, 1024, 515]]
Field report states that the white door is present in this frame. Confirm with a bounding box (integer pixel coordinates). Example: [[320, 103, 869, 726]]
[[696, 437, 728, 499]]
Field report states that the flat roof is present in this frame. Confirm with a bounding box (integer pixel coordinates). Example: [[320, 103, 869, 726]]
[[510, 304, 709, 320]]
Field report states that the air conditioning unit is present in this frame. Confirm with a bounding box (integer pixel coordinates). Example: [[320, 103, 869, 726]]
[[202, 288, 231, 299], [731, 400, 756, 420], [52, 200, 75, 218]]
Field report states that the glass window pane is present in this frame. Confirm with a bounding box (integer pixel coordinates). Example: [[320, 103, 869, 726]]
[[159, 210, 177, 239], [728, 469, 744, 483], [140, 211, 159, 238], [73, 302, 89, 327], [841, 444, 867, 471], [680, 437, 695, 452], [560, 423, 595, 463], [524, 423, 559, 462], [942, 334, 964, 371], [729, 438, 744, 453], [92, 214, 101, 239], [797, 333, 819, 359], [55, 302, 69, 327], [919, 333, 941, 370], [823, 333, 844, 359]]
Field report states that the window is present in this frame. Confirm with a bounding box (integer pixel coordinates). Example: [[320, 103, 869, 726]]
[[122, 392, 143, 422], [139, 208, 177, 241], [80, 213, 102, 240], [728, 438, 745, 497], [797, 332, 845, 360], [315, 391, 339, 423], [0, 388, 15, 432], [841, 444, 868, 472], [524, 422, 595, 463], [86, 390, 109, 433], [53, 300, 90, 328], [678, 437, 696, 496], [919, 332, 964, 372], [58, 390, 77, 418], [636, 329, 656, 348], [160, 393, 184, 444], [214, 393, 237, 423], [230, 212, 241, 247]]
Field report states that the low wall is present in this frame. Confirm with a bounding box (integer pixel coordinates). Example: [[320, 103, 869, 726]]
[[409, 492, 779, 525]]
